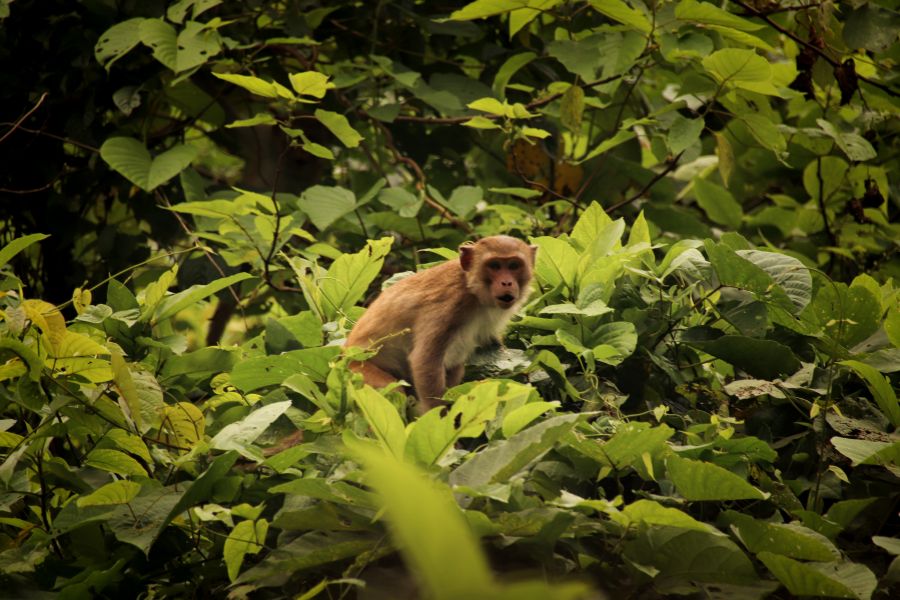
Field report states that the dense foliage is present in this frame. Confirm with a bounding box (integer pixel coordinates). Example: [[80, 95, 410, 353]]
[[1, 0, 898, 598]]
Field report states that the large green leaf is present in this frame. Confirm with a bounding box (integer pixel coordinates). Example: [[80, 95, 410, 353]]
[[532, 236, 579, 291], [676, 0, 764, 31], [450, 0, 531, 21], [153, 272, 254, 323], [667, 454, 767, 501], [314, 109, 363, 147], [622, 526, 758, 590], [588, 0, 652, 33], [354, 386, 407, 459], [210, 400, 292, 459], [839, 360, 900, 427], [94, 17, 144, 69], [693, 178, 742, 230], [319, 237, 393, 320], [701, 49, 779, 95], [721, 511, 840, 561], [100, 137, 197, 191], [0, 233, 49, 270], [758, 552, 876, 600], [450, 413, 580, 488], [736, 249, 812, 313], [353, 449, 496, 600], [685, 334, 801, 380], [224, 519, 268, 582], [297, 185, 357, 230]]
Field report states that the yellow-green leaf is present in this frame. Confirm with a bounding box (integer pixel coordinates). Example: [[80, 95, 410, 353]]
[[224, 519, 268, 581], [314, 109, 363, 147], [77, 480, 142, 507]]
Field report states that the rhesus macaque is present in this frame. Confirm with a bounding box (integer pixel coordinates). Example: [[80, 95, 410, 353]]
[[346, 235, 537, 412]]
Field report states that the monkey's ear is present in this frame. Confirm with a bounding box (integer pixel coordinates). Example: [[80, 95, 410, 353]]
[[459, 245, 474, 271], [529, 244, 538, 262]]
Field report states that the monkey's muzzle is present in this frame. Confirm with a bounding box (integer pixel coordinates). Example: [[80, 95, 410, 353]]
[[496, 293, 516, 307]]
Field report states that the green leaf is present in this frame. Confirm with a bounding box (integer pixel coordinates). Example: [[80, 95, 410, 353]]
[[591, 322, 637, 366], [352, 449, 496, 599], [95, 18, 144, 69], [0, 233, 49, 270], [501, 401, 558, 438], [721, 511, 840, 561], [406, 382, 509, 466], [230, 348, 339, 390], [622, 526, 758, 591], [297, 185, 357, 230], [817, 119, 877, 162], [758, 552, 876, 600], [450, 0, 531, 21], [175, 20, 221, 72], [289, 71, 332, 98], [693, 178, 742, 229], [578, 422, 673, 471], [685, 334, 801, 380], [668, 115, 704, 155], [667, 454, 767, 501], [676, 0, 764, 31], [450, 413, 580, 488], [467, 97, 508, 116], [314, 109, 363, 147], [614, 499, 720, 534], [532, 236, 579, 290], [580, 127, 636, 162], [736, 249, 812, 313], [85, 449, 148, 477], [213, 72, 294, 99], [740, 112, 787, 152], [77, 480, 142, 507], [354, 386, 407, 459], [379, 187, 422, 217], [319, 237, 393, 320], [492, 51, 536, 98], [100, 137, 197, 191], [225, 519, 269, 582], [225, 113, 278, 128], [702, 49, 779, 95], [110, 347, 143, 431], [463, 116, 502, 129], [153, 273, 254, 324], [810, 282, 880, 348], [210, 400, 292, 459], [139, 18, 177, 71], [839, 360, 900, 427], [831, 437, 900, 470], [803, 156, 848, 202], [588, 0, 652, 33]]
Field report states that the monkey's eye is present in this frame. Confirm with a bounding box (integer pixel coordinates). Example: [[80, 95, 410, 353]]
[[487, 260, 501, 270], [508, 260, 521, 270]]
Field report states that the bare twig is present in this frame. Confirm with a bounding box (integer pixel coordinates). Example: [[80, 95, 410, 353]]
[[605, 151, 684, 214], [0, 92, 48, 145]]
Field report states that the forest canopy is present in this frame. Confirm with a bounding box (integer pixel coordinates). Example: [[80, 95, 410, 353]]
[[0, 1, 898, 598]]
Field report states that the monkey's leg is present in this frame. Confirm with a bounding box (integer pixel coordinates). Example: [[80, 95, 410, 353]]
[[350, 360, 398, 389], [446, 364, 465, 388]]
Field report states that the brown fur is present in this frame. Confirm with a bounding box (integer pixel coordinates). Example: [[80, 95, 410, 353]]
[[346, 236, 536, 412]]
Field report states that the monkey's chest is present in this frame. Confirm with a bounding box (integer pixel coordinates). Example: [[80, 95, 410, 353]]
[[442, 309, 508, 368]]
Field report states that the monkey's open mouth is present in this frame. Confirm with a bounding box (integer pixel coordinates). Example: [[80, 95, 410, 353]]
[[497, 293, 516, 305]]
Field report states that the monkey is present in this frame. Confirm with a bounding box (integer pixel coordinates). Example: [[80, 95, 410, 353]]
[[345, 235, 537, 412]]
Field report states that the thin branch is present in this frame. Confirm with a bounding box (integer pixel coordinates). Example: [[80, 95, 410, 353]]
[[0, 92, 48, 145], [605, 151, 684, 214], [733, 0, 899, 98]]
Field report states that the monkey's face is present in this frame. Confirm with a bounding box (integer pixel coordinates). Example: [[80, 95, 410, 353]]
[[485, 257, 525, 308], [460, 236, 537, 309]]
